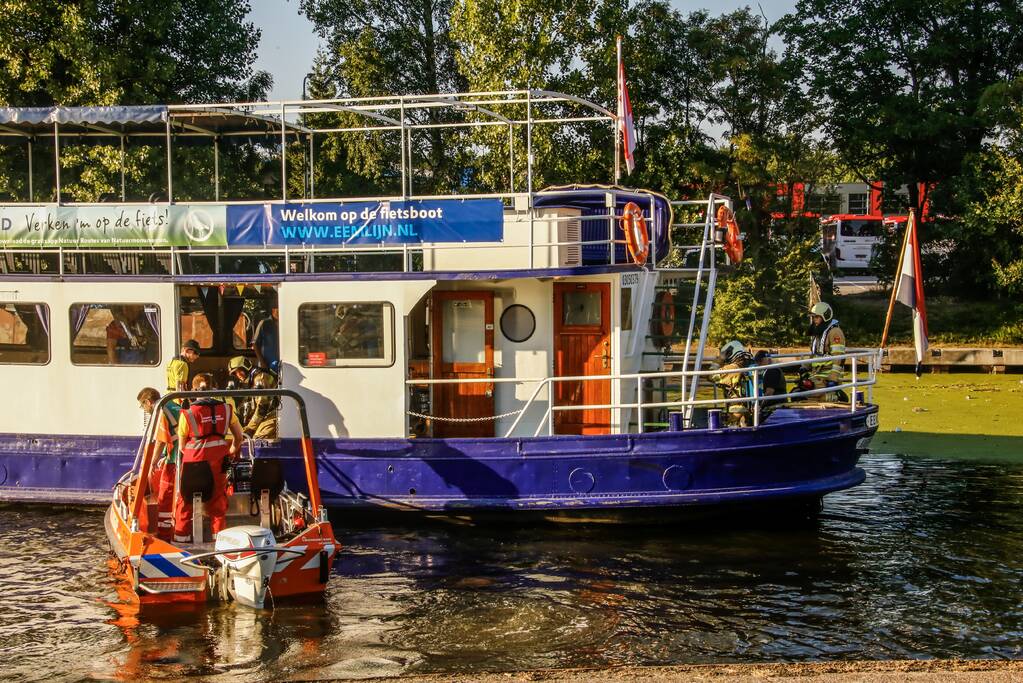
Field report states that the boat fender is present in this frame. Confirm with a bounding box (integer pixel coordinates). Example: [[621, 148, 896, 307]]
[[621, 201, 649, 265], [716, 205, 744, 263]]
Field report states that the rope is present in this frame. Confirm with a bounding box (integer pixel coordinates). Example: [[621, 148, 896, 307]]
[[407, 409, 524, 423]]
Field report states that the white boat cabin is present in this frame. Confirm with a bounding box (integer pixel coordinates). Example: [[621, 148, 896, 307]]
[[0, 93, 728, 442]]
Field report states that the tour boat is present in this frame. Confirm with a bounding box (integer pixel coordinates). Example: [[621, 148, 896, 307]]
[[105, 388, 338, 608], [0, 91, 879, 521]]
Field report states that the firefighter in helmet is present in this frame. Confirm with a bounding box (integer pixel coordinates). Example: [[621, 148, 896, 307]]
[[805, 301, 847, 396], [714, 340, 755, 426]]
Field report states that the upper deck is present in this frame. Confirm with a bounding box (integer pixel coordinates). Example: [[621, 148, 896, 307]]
[[0, 92, 684, 279]]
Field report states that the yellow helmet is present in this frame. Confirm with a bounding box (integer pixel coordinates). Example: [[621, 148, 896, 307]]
[[228, 356, 252, 372], [809, 302, 833, 321]]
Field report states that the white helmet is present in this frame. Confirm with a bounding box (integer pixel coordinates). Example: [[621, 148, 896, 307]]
[[719, 340, 746, 364], [809, 302, 833, 321]]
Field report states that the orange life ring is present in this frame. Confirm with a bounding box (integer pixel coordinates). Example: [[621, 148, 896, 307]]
[[716, 205, 744, 263], [652, 290, 675, 338], [621, 201, 649, 265]]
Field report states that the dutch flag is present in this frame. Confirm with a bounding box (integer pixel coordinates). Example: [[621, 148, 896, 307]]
[[617, 35, 636, 175], [894, 210, 929, 377]]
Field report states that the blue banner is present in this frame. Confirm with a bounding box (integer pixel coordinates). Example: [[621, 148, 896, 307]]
[[227, 199, 504, 246]]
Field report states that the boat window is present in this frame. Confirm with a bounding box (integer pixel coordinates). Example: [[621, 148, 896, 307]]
[[500, 304, 536, 343], [441, 298, 486, 363], [298, 302, 393, 367], [620, 288, 633, 332], [178, 288, 256, 351], [839, 219, 882, 237], [562, 291, 602, 326], [70, 303, 161, 366], [0, 303, 50, 365]]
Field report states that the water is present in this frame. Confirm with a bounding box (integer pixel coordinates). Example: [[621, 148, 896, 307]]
[[2, 452, 1022, 681]]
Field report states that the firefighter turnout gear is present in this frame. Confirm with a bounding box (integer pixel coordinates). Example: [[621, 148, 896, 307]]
[[245, 368, 279, 440], [808, 302, 846, 388], [713, 341, 755, 426]]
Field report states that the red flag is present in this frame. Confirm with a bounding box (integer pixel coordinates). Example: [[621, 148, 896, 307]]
[[893, 210, 929, 376], [616, 36, 636, 175]]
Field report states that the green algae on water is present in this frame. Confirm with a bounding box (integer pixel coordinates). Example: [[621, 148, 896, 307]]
[[869, 373, 1023, 461]]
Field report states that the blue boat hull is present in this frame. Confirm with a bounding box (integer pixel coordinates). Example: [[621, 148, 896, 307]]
[[0, 406, 876, 518]]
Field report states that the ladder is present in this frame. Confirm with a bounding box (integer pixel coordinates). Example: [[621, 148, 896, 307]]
[[633, 194, 730, 432]]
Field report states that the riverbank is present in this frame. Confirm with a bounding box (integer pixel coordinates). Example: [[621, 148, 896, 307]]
[[365, 659, 1023, 682], [870, 373, 1023, 460]]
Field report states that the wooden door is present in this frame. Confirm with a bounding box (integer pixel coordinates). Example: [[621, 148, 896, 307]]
[[554, 282, 611, 435], [431, 291, 495, 438]]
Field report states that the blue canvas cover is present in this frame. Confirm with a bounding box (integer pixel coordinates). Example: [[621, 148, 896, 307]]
[[533, 185, 672, 265]]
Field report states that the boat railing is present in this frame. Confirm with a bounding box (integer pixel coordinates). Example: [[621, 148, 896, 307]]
[[0, 188, 711, 276], [406, 349, 882, 438], [0, 92, 723, 276]]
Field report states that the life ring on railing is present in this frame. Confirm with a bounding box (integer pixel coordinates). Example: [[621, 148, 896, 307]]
[[621, 201, 649, 265], [716, 205, 744, 263], [652, 290, 676, 339]]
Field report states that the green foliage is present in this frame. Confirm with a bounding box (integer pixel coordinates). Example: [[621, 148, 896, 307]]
[[0, 0, 268, 106], [709, 236, 829, 347], [0, 0, 270, 202], [955, 143, 1023, 296], [839, 294, 1023, 346], [301, 0, 468, 195]]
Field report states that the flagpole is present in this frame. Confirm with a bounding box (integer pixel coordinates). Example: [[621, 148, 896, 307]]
[[614, 35, 622, 184], [880, 208, 915, 348]]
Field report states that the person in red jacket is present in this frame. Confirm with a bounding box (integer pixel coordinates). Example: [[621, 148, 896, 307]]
[[173, 374, 243, 543]]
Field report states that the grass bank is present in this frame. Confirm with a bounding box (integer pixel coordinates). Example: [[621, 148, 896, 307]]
[[870, 373, 1023, 460], [837, 292, 1023, 346]]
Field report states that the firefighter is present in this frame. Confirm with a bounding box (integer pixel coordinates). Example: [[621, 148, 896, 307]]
[[714, 340, 755, 426], [173, 375, 244, 543], [167, 339, 200, 394], [244, 365, 279, 440], [226, 356, 257, 425], [805, 301, 847, 398]]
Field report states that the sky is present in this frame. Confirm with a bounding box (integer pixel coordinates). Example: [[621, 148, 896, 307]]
[[249, 0, 796, 102]]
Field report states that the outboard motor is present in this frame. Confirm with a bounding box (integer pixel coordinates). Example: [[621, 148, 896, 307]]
[[214, 526, 278, 608]]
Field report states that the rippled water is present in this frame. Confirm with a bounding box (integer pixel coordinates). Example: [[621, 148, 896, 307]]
[[2, 453, 1022, 681]]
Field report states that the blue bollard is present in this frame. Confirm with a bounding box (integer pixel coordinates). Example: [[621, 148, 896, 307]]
[[668, 412, 685, 431], [708, 409, 722, 430]]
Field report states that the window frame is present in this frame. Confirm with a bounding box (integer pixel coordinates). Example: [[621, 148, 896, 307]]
[[298, 301, 395, 369], [69, 302, 162, 367], [0, 302, 52, 366], [847, 192, 869, 215], [499, 303, 537, 343]]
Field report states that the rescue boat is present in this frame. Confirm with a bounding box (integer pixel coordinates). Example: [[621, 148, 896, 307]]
[[105, 389, 339, 608]]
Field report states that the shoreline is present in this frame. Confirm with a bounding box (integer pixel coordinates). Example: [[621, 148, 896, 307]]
[[358, 659, 1023, 682]]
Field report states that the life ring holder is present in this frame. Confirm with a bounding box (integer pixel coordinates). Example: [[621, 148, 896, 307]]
[[651, 290, 676, 340], [716, 205, 744, 263], [621, 201, 649, 265]]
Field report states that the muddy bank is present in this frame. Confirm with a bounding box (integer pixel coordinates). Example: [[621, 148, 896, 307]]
[[359, 659, 1023, 682]]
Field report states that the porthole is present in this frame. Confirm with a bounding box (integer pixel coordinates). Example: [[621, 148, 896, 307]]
[[500, 304, 536, 343]]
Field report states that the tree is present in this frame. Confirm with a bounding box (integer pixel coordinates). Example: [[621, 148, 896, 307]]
[[301, 0, 468, 195], [0, 0, 268, 106], [780, 0, 1023, 217], [0, 0, 270, 201]]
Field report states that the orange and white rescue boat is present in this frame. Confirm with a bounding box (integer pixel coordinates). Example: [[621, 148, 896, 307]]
[[106, 388, 339, 609]]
